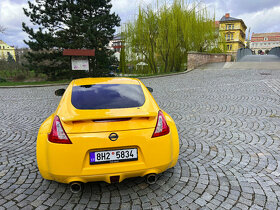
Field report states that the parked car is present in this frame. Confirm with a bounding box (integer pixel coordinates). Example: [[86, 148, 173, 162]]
[[36, 77, 179, 193]]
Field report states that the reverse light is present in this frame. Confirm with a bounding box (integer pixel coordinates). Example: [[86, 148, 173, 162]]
[[48, 115, 72, 144], [152, 110, 170, 138]]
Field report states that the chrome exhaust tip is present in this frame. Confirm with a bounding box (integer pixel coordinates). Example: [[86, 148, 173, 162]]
[[70, 182, 83, 194], [145, 173, 157, 184]]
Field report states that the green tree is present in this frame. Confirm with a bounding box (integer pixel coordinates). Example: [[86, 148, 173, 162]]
[[119, 46, 126, 74], [22, 0, 120, 80], [123, 0, 223, 74]]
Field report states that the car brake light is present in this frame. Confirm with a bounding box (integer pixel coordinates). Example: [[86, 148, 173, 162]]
[[152, 111, 170, 138], [48, 115, 72, 144]]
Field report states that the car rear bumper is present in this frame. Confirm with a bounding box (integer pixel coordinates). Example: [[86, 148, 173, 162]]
[[41, 163, 170, 184], [37, 128, 179, 184]]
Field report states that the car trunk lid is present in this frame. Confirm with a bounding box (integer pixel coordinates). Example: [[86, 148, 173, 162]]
[[60, 109, 158, 134]]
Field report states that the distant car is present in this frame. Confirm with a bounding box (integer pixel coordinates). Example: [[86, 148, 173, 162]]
[[37, 77, 179, 192]]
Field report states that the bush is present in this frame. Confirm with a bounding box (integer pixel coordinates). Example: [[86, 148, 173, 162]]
[[13, 74, 26, 82], [0, 60, 47, 82], [0, 77, 7, 83]]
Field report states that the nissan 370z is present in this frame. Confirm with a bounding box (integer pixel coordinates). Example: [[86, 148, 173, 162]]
[[36, 77, 179, 190]]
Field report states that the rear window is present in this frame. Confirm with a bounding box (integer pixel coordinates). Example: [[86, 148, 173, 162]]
[[71, 84, 145, 109]]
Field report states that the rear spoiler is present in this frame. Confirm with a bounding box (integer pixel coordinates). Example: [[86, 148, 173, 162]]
[[60, 111, 158, 122]]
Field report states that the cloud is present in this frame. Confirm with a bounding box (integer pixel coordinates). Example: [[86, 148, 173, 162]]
[[0, 0, 32, 47], [204, 1, 280, 38], [111, 0, 155, 23], [203, 0, 280, 15], [227, 0, 280, 15], [238, 6, 280, 34], [0, 0, 279, 47]]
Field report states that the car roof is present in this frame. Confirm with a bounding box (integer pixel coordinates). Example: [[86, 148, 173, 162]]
[[73, 77, 140, 86]]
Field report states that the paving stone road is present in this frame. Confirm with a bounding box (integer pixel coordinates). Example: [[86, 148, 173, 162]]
[[1, 68, 280, 209]]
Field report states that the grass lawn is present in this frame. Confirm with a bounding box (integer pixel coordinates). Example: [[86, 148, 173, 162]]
[[0, 80, 70, 86]]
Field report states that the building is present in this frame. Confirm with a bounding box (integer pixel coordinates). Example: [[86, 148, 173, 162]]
[[0, 40, 16, 61], [219, 13, 247, 54], [108, 34, 123, 61], [250, 32, 280, 54]]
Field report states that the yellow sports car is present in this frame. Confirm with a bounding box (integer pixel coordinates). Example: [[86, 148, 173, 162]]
[[37, 77, 179, 193]]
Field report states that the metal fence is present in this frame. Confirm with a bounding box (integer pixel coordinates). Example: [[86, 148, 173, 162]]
[[268, 47, 280, 57], [236, 48, 253, 61]]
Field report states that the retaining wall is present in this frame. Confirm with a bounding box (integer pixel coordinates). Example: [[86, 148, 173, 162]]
[[187, 52, 231, 70]]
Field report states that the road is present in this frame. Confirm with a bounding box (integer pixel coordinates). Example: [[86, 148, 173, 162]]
[[238, 55, 280, 62], [0, 68, 280, 209]]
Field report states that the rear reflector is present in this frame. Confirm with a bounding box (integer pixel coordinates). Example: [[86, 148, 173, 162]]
[[152, 111, 170, 138], [48, 116, 72, 144]]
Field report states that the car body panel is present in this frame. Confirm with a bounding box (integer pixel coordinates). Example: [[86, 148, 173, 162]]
[[36, 77, 179, 184]]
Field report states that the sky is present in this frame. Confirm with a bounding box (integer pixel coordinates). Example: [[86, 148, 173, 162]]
[[0, 0, 280, 48]]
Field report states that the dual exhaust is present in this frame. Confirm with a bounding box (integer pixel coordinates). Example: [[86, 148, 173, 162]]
[[145, 173, 157, 184], [70, 182, 83, 194], [69, 174, 157, 193]]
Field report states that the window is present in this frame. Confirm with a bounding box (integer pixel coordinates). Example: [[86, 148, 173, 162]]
[[231, 34, 233, 40], [227, 34, 230, 40], [226, 24, 234, 30], [227, 45, 232, 51], [71, 84, 145, 110]]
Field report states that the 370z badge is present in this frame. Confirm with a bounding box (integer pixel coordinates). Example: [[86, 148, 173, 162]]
[[109, 133, 118, 141]]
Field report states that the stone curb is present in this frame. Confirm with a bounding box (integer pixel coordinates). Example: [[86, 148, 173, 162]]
[[0, 69, 194, 88]]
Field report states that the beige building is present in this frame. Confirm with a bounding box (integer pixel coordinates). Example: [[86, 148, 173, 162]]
[[108, 34, 123, 61], [250, 32, 280, 54], [0, 40, 16, 61]]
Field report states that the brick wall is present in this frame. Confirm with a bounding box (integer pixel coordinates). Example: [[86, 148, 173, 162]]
[[187, 52, 231, 70]]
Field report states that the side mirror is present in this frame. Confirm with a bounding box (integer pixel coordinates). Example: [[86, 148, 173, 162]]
[[147, 87, 153, 93], [55, 88, 65, 96]]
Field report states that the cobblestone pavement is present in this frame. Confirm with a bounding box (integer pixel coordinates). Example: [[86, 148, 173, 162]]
[[1, 68, 280, 209]]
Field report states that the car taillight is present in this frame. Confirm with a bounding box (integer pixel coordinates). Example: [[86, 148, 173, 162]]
[[48, 115, 72, 144], [152, 110, 170, 138]]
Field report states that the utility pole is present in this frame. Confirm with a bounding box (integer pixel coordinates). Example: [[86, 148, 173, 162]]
[[247, 27, 251, 48]]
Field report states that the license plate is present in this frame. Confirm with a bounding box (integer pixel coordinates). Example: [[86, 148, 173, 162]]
[[90, 148, 138, 164]]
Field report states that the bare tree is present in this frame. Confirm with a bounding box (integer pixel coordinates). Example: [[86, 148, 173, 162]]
[[0, 25, 6, 33]]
